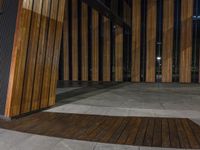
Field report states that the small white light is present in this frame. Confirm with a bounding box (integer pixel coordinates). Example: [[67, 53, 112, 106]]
[[157, 57, 161, 60]]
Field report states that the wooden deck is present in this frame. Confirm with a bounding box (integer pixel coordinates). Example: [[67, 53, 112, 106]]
[[0, 112, 200, 149]]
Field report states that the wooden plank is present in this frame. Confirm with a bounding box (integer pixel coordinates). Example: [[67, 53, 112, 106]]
[[168, 119, 180, 148], [143, 118, 154, 146], [40, 0, 59, 108], [91, 9, 99, 81], [152, 118, 162, 147], [71, 0, 79, 81], [162, 0, 174, 83], [5, 0, 23, 117], [31, 0, 51, 111], [181, 119, 200, 149], [162, 118, 170, 147], [134, 118, 148, 145], [146, 0, 157, 82], [20, 0, 43, 114], [180, 0, 193, 83], [103, 17, 111, 82], [115, 25, 123, 82], [62, 0, 69, 80], [81, 2, 88, 81], [175, 119, 190, 149], [5, 0, 34, 117], [131, 0, 141, 82], [49, 0, 66, 106]]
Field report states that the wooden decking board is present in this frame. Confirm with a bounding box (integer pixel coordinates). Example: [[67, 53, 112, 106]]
[[0, 112, 200, 149], [161, 118, 170, 147], [152, 118, 162, 147], [143, 118, 155, 146]]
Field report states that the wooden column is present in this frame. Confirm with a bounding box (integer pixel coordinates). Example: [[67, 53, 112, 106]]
[[131, 0, 141, 82], [81, 2, 88, 81], [92, 9, 99, 81], [162, 0, 174, 83], [146, 0, 157, 82], [71, 0, 79, 81], [103, 17, 111, 82], [115, 25, 123, 82], [5, 0, 66, 117], [180, 0, 193, 83], [62, 0, 69, 81]]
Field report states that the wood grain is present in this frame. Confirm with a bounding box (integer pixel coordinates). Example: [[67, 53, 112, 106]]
[[180, 0, 193, 83], [162, 0, 174, 83], [103, 17, 111, 82], [71, 0, 79, 81], [92, 9, 99, 81], [81, 2, 88, 81], [146, 0, 157, 82], [62, 0, 69, 81], [131, 0, 141, 82], [115, 26, 123, 82], [5, 0, 66, 117]]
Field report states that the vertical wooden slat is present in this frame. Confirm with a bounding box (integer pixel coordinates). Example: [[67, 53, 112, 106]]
[[5, 0, 23, 117], [71, 0, 79, 81], [49, 0, 66, 106], [146, 0, 157, 82], [5, 0, 33, 116], [62, 0, 69, 81], [131, 0, 141, 82], [81, 2, 88, 81], [162, 0, 174, 83], [92, 9, 99, 81], [180, 0, 193, 83], [21, 0, 43, 114], [40, 0, 59, 109], [103, 17, 111, 82], [115, 25, 123, 82], [31, 0, 51, 111]]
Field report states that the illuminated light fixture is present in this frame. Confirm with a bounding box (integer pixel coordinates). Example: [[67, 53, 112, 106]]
[[157, 57, 161, 60]]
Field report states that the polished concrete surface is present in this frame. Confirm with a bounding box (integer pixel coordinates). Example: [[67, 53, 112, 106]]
[[1, 83, 200, 150]]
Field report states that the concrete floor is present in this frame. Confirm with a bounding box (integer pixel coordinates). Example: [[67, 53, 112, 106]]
[[1, 83, 200, 150]]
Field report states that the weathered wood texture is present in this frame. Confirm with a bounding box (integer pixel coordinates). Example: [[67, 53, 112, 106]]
[[5, 0, 66, 117], [131, 0, 141, 82], [146, 0, 157, 82], [180, 0, 194, 83], [162, 0, 174, 82]]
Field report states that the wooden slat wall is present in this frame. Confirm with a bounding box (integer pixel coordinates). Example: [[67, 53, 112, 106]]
[[71, 0, 79, 81], [40, 0, 59, 109], [162, 0, 174, 83], [21, 0, 43, 113], [32, 0, 51, 111], [92, 9, 99, 81], [131, 0, 141, 82], [180, 0, 194, 83], [146, 0, 157, 82], [5, 0, 66, 117], [62, 0, 69, 81], [115, 25, 123, 82], [103, 17, 111, 82], [81, 2, 88, 81]]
